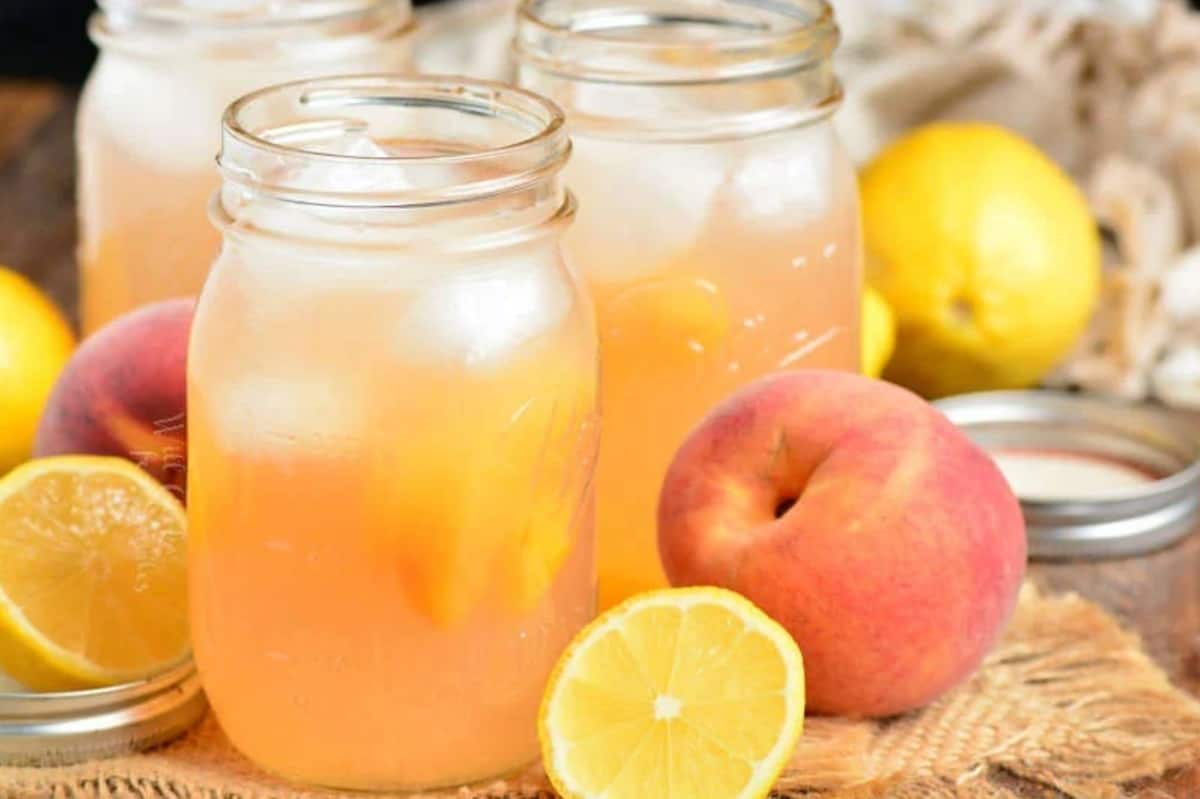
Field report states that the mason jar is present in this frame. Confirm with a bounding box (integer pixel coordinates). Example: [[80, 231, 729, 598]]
[[187, 76, 598, 790], [77, 0, 414, 334], [514, 0, 862, 608]]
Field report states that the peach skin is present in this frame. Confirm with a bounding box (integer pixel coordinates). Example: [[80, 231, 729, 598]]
[[658, 370, 1026, 717], [35, 299, 194, 502]]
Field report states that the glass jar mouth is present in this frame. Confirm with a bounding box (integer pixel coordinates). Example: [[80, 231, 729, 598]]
[[96, 0, 406, 30], [513, 0, 838, 85], [90, 0, 412, 57], [219, 74, 571, 208]]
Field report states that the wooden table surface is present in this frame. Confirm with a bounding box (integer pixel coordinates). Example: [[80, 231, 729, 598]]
[[2, 80, 1199, 798]]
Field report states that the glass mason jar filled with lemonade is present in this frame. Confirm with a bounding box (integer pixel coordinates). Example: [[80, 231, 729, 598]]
[[77, 0, 413, 334], [188, 76, 598, 790], [515, 0, 862, 608]]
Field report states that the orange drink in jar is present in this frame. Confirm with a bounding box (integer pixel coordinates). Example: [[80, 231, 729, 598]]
[[78, 0, 413, 333], [515, 0, 862, 607], [187, 77, 597, 790]]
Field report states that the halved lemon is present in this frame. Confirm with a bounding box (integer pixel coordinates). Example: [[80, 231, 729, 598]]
[[0, 456, 188, 691], [540, 587, 805, 799]]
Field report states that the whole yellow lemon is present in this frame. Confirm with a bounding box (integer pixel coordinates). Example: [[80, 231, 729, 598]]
[[861, 123, 1100, 398], [0, 267, 75, 474], [862, 286, 895, 378]]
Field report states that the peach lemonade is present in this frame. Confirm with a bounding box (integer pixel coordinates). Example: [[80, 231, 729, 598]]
[[77, 0, 412, 333], [516, 0, 862, 607], [187, 78, 597, 790]]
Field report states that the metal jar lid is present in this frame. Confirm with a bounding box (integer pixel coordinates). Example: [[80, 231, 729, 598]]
[[935, 390, 1200, 559], [0, 660, 206, 766]]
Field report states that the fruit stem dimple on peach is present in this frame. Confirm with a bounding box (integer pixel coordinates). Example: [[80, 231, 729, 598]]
[[774, 498, 797, 519]]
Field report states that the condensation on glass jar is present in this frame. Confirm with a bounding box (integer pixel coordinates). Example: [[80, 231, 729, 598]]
[[514, 0, 862, 609], [187, 76, 597, 791], [77, 0, 414, 334]]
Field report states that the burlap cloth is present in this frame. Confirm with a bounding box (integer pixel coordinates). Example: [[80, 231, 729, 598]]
[[3, 585, 1199, 799]]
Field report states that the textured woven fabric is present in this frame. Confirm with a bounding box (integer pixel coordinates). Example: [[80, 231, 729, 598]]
[[3, 586, 1199, 798]]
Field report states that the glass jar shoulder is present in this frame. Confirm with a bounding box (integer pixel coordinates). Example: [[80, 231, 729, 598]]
[[563, 120, 858, 283], [193, 234, 594, 378], [567, 121, 853, 221]]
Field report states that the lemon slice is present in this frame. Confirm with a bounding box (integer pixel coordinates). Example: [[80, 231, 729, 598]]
[[0, 456, 188, 691], [540, 587, 805, 799], [862, 286, 896, 378]]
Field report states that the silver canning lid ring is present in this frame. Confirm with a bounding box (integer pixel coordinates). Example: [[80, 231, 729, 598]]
[[934, 390, 1200, 559], [0, 660, 206, 766]]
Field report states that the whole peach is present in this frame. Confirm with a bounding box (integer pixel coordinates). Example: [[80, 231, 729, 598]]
[[34, 299, 194, 502], [658, 370, 1026, 717]]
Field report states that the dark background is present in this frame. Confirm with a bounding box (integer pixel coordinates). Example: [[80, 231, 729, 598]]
[[1, 0, 95, 83], [0, 0, 441, 84]]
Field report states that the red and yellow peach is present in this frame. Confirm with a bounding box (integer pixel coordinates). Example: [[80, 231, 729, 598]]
[[34, 299, 194, 501], [658, 369, 1026, 717]]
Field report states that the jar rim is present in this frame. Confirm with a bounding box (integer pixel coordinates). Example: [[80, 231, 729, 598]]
[[89, 0, 412, 59], [0, 659, 206, 767], [934, 390, 1200, 559], [513, 0, 839, 85], [96, 0, 407, 30], [219, 74, 571, 208]]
